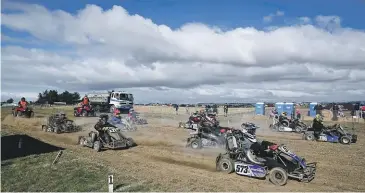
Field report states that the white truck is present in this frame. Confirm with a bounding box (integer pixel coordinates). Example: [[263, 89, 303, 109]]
[[86, 91, 134, 113]]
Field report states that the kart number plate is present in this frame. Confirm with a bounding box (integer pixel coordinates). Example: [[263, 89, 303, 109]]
[[235, 164, 251, 175], [192, 124, 198, 130], [280, 145, 292, 154], [109, 128, 117, 133], [319, 136, 327, 141]]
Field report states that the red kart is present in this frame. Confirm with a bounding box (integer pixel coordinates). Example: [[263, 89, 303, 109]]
[[12, 106, 34, 118], [74, 105, 96, 117]]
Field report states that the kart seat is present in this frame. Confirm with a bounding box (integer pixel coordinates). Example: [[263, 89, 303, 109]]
[[246, 149, 266, 166]]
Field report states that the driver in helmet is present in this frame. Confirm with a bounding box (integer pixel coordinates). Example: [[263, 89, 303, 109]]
[[239, 128, 277, 158], [94, 114, 115, 144], [18, 97, 29, 110], [312, 114, 325, 138]]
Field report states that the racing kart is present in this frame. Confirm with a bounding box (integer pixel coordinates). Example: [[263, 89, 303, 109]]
[[269, 116, 306, 133], [12, 106, 34, 118], [41, 115, 81, 134], [109, 116, 137, 131], [74, 105, 96, 117], [186, 125, 227, 149], [216, 143, 317, 186], [128, 114, 148, 125], [78, 124, 136, 152], [303, 124, 357, 145], [178, 114, 202, 129]]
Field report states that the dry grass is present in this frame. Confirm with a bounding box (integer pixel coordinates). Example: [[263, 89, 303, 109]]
[[1, 106, 365, 192]]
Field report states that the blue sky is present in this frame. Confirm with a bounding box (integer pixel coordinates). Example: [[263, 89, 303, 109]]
[[4, 0, 365, 30]]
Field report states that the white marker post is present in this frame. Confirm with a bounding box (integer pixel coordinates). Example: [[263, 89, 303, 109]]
[[108, 174, 113, 193]]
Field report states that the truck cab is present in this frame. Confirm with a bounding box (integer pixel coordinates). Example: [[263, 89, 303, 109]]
[[109, 91, 134, 113]]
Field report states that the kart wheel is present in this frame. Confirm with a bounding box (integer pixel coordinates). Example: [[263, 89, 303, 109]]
[[74, 111, 78, 117], [216, 157, 234, 173], [17, 111, 22, 117], [29, 112, 35, 118], [305, 133, 315, 141], [78, 136, 86, 146], [126, 138, 135, 147], [42, 125, 48, 132], [340, 136, 351, 145], [82, 110, 88, 117], [190, 138, 202, 149], [54, 127, 61, 134], [295, 126, 302, 133], [93, 141, 101, 152], [269, 167, 288, 186]]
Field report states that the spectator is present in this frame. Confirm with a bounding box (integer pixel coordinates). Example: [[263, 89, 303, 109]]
[[175, 104, 179, 115]]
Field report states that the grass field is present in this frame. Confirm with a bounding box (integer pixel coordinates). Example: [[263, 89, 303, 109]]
[[1, 106, 365, 192]]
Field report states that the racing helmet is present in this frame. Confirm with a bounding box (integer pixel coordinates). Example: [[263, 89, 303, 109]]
[[281, 112, 287, 116], [241, 128, 257, 143], [315, 114, 323, 122], [21, 97, 25, 101], [99, 114, 109, 123], [59, 111, 66, 118]]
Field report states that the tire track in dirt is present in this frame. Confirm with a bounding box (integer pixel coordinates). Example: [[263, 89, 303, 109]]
[[2, 115, 365, 191]]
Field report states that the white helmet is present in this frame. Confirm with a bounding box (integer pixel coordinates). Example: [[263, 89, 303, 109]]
[[241, 128, 257, 143]]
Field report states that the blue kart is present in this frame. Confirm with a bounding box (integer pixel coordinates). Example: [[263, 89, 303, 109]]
[[216, 144, 317, 186], [303, 124, 357, 145], [108, 116, 137, 131]]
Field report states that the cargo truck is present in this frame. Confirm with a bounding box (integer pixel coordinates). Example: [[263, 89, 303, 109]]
[[86, 91, 134, 113]]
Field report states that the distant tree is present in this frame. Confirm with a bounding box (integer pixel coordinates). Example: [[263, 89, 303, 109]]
[[6, 98, 14, 103], [36, 89, 81, 104]]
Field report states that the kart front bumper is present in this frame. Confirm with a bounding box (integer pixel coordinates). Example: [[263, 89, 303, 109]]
[[288, 162, 317, 183]]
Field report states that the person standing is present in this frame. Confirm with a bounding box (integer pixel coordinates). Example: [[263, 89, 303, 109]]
[[332, 103, 339, 121], [175, 104, 179, 115], [224, 104, 229, 117]]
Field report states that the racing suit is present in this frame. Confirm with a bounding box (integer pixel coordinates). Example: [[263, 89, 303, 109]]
[[312, 118, 325, 138], [94, 120, 115, 144]]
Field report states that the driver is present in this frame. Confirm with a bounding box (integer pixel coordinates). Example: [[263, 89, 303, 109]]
[[81, 95, 90, 109], [18, 97, 28, 110], [94, 114, 114, 144], [279, 112, 288, 122], [312, 114, 325, 138], [239, 128, 277, 159]]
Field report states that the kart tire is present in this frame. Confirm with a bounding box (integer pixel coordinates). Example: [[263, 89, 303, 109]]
[[42, 125, 48, 132], [74, 111, 78, 117], [216, 157, 234, 173], [305, 133, 315, 141], [190, 138, 202, 149], [82, 110, 88, 117], [29, 111, 34, 118], [269, 167, 288, 186], [78, 136, 86, 146], [340, 136, 351, 145], [17, 111, 22, 117], [93, 141, 101, 152], [54, 127, 61, 134], [294, 126, 302, 133], [126, 138, 136, 147]]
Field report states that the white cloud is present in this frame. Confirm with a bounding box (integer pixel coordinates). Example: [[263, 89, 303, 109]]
[[263, 10, 285, 23], [299, 17, 311, 24], [1, 1, 365, 103]]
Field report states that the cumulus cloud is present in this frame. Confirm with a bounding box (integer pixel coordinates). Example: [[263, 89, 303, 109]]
[[263, 11, 285, 23], [1, 1, 365, 103]]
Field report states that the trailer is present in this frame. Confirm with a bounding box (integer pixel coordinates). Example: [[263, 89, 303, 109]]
[[87, 91, 134, 113]]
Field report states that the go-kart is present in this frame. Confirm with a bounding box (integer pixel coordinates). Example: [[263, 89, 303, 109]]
[[186, 125, 226, 149], [216, 144, 317, 186], [178, 114, 202, 129], [12, 106, 34, 118], [41, 114, 81, 134], [303, 124, 357, 145], [78, 124, 136, 152], [109, 116, 137, 131], [269, 115, 306, 133], [74, 105, 96, 117]]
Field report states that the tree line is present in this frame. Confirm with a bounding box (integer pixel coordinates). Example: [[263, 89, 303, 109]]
[[36, 90, 81, 104]]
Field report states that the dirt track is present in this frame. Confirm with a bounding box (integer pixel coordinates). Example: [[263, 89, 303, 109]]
[[2, 111, 365, 192]]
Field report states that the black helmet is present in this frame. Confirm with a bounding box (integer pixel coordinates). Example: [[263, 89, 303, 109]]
[[21, 97, 25, 100], [99, 114, 109, 121]]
